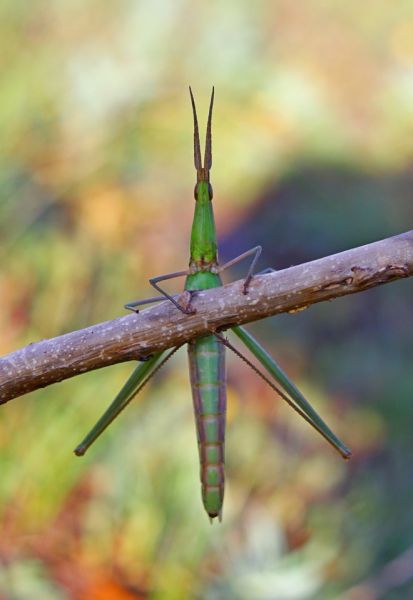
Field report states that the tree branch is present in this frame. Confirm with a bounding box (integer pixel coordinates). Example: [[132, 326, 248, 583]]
[[1, 230, 412, 404]]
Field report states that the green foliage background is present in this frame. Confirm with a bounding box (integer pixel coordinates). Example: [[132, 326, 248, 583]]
[[1, 1, 413, 598]]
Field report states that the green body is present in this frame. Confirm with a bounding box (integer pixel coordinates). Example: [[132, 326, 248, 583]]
[[185, 180, 226, 519], [187, 180, 218, 268], [75, 89, 350, 523]]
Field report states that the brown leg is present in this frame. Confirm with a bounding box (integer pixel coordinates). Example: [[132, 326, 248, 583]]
[[124, 296, 167, 313], [217, 246, 262, 294], [149, 270, 195, 314]]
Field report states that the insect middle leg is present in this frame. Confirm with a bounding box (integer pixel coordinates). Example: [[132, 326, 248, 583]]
[[257, 267, 276, 275], [125, 296, 167, 312]]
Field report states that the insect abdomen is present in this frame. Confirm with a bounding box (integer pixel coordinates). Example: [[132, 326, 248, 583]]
[[188, 335, 226, 520]]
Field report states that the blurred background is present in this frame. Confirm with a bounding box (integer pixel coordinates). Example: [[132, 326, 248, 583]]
[[1, 1, 413, 598]]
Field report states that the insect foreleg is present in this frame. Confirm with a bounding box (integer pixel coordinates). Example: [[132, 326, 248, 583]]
[[125, 267, 274, 313], [149, 269, 194, 314], [217, 245, 262, 294]]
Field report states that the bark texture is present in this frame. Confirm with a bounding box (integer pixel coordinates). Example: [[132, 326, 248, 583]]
[[1, 230, 412, 403]]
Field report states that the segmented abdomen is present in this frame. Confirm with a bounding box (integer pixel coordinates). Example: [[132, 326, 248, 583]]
[[188, 334, 226, 520]]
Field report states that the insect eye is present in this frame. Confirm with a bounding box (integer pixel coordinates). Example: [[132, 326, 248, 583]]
[[208, 183, 213, 199], [194, 185, 198, 200]]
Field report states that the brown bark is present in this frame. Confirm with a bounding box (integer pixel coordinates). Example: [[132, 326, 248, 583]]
[[1, 230, 412, 403]]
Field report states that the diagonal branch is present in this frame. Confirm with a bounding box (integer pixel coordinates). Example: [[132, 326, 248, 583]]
[[1, 230, 412, 404]]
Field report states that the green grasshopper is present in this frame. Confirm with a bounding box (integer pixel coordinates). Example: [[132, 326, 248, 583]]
[[75, 88, 351, 521]]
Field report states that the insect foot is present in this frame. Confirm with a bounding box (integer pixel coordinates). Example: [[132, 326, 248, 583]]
[[180, 290, 197, 315]]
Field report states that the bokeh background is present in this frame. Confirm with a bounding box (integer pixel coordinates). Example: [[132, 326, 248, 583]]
[[1, 2, 413, 598]]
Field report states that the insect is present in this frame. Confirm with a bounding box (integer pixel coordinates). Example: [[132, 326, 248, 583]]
[[75, 88, 351, 521]]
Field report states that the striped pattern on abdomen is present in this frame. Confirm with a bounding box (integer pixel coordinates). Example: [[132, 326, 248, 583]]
[[188, 335, 226, 520]]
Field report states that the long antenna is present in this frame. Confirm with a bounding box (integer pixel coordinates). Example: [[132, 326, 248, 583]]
[[189, 86, 202, 171], [204, 86, 214, 172]]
